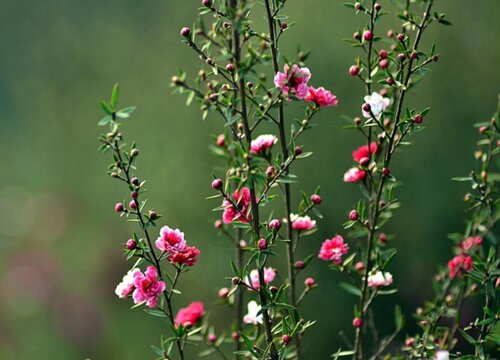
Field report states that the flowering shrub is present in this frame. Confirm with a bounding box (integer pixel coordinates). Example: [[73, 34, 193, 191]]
[[96, 0, 498, 359]]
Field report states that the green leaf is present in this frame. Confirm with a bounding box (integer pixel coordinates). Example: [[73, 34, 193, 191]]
[[100, 100, 113, 115], [111, 83, 119, 109], [339, 282, 361, 297]]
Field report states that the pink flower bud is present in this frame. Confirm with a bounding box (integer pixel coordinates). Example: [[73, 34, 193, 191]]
[[126, 239, 137, 250], [115, 202, 124, 212], [231, 277, 240, 285], [397, 53, 407, 62], [379, 49, 388, 59], [129, 200, 137, 209], [208, 334, 217, 344], [382, 167, 391, 176], [216, 134, 225, 147], [218, 287, 229, 298], [349, 65, 360, 76], [232, 332, 240, 342], [202, 0, 211, 6], [387, 77, 395, 86], [310, 194, 322, 204], [258, 238, 268, 250], [363, 30, 374, 41], [294, 146, 303, 155], [266, 165, 275, 177], [479, 126, 488, 134], [353, 317, 363, 328], [349, 210, 359, 221], [414, 114, 423, 124], [353, 32, 361, 41], [374, 3, 382, 11], [305, 277, 316, 287], [214, 220, 223, 229], [355, 262, 364, 271], [226, 63, 234, 72], [270, 285, 278, 293], [131, 177, 140, 186], [387, 30, 395, 38], [295, 260, 305, 270], [239, 240, 247, 248], [282, 334, 292, 345], [410, 51, 418, 59], [397, 33, 405, 42], [379, 232, 387, 243], [131, 191, 139, 199], [405, 337, 415, 347], [269, 219, 282, 230], [180, 27, 191, 37], [149, 210, 158, 220], [379, 59, 389, 69], [280, 22, 288, 30], [212, 178, 223, 190], [354, 2, 362, 10]]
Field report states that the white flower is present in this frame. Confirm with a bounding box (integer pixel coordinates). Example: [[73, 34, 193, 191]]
[[362, 92, 390, 119], [367, 271, 393, 288], [115, 268, 140, 298], [243, 300, 263, 325], [434, 350, 449, 360]]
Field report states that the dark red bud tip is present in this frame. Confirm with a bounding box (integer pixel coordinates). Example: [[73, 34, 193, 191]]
[[149, 211, 158, 220], [126, 239, 137, 250], [231, 332, 240, 342], [353, 317, 363, 328], [212, 178, 223, 190], [354, 2, 362, 10], [226, 63, 234, 72], [363, 30, 374, 41], [129, 200, 137, 209], [305, 277, 316, 287], [270, 285, 278, 293], [282, 335, 292, 345], [379, 232, 388, 242], [349, 210, 359, 221], [131, 191, 139, 199], [379, 49, 388, 59], [269, 219, 282, 230], [359, 157, 370, 166], [397, 33, 405, 42], [294, 146, 303, 155], [310, 194, 322, 204], [202, 0, 211, 7], [295, 260, 305, 270], [180, 27, 191, 37], [387, 30, 395, 38], [387, 77, 395, 86], [349, 65, 360, 76], [280, 22, 288, 30], [374, 3, 382, 11], [231, 277, 240, 285], [362, 103, 371, 112], [382, 167, 391, 176], [258, 238, 268, 250], [414, 114, 423, 124], [131, 177, 140, 186], [115, 203, 124, 212], [397, 53, 407, 62]]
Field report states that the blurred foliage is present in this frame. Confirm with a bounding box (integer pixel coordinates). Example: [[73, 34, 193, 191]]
[[0, 0, 499, 359]]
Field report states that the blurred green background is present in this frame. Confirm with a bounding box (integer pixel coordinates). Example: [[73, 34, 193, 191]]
[[0, 0, 499, 359]]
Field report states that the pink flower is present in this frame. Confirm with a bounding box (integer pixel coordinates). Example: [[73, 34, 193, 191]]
[[115, 268, 141, 298], [367, 271, 393, 288], [156, 226, 186, 253], [318, 235, 349, 264], [222, 187, 252, 224], [246, 267, 276, 290], [461, 236, 482, 252], [305, 86, 338, 107], [352, 142, 378, 162], [132, 266, 166, 308], [168, 246, 201, 267], [344, 167, 367, 182], [362, 92, 390, 119], [290, 214, 316, 231], [216, 134, 225, 147], [250, 134, 278, 154], [448, 254, 473, 279], [175, 301, 205, 327], [434, 350, 449, 360], [274, 63, 311, 99]]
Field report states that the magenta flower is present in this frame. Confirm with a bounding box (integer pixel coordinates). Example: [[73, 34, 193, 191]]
[[290, 214, 316, 231], [274, 63, 311, 99], [318, 235, 349, 264], [175, 301, 205, 327], [367, 271, 393, 288], [168, 245, 201, 267], [250, 134, 278, 154], [132, 266, 166, 308], [305, 86, 338, 107], [343, 167, 367, 182], [448, 254, 472, 279], [115, 268, 141, 298], [352, 142, 378, 162], [156, 226, 187, 253], [461, 236, 482, 252], [222, 187, 252, 224], [246, 267, 276, 290]]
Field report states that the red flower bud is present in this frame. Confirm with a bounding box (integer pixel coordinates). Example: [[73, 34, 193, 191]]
[[363, 30, 374, 41], [282, 335, 292, 345], [126, 239, 137, 250], [349, 210, 359, 221], [414, 114, 423, 124], [349, 65, 360, 76], [180, 27, 191, 37], [212, 178, 223, 190], [310, 194, 322, 204], [305, 277, 316, 287], [353, 317, 363, 328], [115, 202, 124, 212], [258, 238, 268, 250], [295, 260, 305, 270]]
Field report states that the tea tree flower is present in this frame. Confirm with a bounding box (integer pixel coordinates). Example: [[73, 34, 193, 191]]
[[132, 266, 166, 308], [175, 301, 205, 327], [156, 226, 187, 253], [352, 142, 378, 162], [367, 271, 393, 288], [274, 63, 311, 99], [243, 300, 263, 325], [343, 167, 367, 182], [305, 86, 338, 107], [318, 235, 349, 264], [250, 134, 278, 154], [115, 268, 141, 298], [290, 214, 316, 230], [168, 245, 201, 267], [447, 254, 472, 278], [362, 92, 390, 119], [222, 187, 251, 224], [246, 267, 276, 290]]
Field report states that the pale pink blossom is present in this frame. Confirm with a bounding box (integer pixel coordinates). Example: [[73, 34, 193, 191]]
[[115, 268, 141, 298], [362, 92, 390, 119], [156, 226, 187, 253], [132, 266, 166, 308], [318, 235, 349, 264], [290, 214, 316, 231], [274, 63, 311, 99], [250, 134, 278, 154], [305, 86, 338, 107], [434, 351, 449, 360], [168, 245, 201, 267], [175, 301, 205, 327], [367, 271, 393, 288], [461, 236, 482, 252], [243, 300, 263, 325], [246, 267, 276, 290], [343, 167, 367, 182]]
